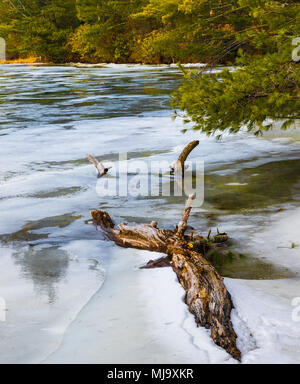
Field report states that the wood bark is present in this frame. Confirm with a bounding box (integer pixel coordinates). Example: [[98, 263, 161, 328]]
[[90, 195, 241, 361], [171, 140, 199, 174]]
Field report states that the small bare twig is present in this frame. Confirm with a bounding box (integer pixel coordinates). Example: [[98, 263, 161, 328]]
[[176, 193, 196, 238], [87, 153, 111, 178]]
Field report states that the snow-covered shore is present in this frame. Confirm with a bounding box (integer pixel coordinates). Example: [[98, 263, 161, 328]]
[[43, 208, 300, 364], [44, 247, 236, 364]]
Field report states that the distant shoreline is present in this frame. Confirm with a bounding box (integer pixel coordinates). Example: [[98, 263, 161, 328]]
[[0, 57, 209, 66], [0, 60, 208, 68], [0, 57, 42, 64]]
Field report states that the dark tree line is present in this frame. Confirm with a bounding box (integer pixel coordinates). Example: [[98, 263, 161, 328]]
[[1, 0, 299, 134]]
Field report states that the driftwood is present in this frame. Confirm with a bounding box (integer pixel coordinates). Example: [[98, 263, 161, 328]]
[[91, 194, 241, 361], [88, 140, 199, 178], [87, 153, 111, 178], [171, 140, 199, 174]]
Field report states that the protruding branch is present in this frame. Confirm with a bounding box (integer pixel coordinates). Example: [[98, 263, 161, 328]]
[[90, 206, 241, 361], [87, 153, 111, 178], [171, 140, 199, 174], [176, 193, 195, 238]]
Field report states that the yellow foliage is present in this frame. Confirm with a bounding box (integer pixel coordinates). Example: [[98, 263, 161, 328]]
[[0, 57, 41, 64]]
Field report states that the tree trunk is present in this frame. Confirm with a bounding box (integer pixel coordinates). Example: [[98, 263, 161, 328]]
[[90, 195, 241, 361]]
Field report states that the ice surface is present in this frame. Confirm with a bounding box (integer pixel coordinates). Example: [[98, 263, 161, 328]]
[[0, 242, 105, 363], [0, 64, 300, 364], [45, 210, 300, 364]]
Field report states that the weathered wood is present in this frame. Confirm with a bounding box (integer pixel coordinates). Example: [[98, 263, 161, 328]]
[[171, 140, 199, 174], [171, 247, 240, 360], [87, 153, 111, 177], [176, 193, 195, 239], [90, 195, 241, 361]]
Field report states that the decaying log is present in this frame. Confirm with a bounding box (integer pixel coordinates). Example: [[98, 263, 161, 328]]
[[91, 194, 241, 361], [171, 140, 199, 174]]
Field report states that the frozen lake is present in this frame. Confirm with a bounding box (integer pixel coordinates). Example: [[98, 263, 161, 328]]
[[0, 64, 300, 363]]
